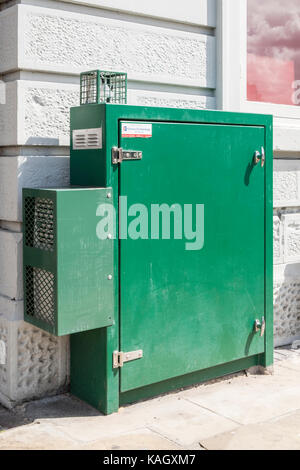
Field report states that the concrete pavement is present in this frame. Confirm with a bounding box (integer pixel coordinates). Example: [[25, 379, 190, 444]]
[[0, 347, 300, 450]]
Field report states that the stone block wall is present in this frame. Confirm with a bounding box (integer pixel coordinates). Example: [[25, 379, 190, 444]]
[[273, 160, 300, 346], [0, 316, 68, 408], [0, 0, 217, 406]]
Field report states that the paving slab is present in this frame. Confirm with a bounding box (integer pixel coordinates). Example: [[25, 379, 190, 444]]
[[121, 395, 238, 448], [183, 361, 300, 425], [0, 349, 300, 450], [274, 348, 294, 360], [276, 357, 300, 373], [76, 429, 183, 450], [0, 422, 77, 450], [201, 410, 300, 450], [47, 395, 237, 446], [51, 415, 143, 442], [22, 394, 100, 421]]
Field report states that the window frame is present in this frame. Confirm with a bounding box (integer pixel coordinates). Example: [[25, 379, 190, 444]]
[[217, 0, 300, 125]]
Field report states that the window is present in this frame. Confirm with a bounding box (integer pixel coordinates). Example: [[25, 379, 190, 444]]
[[247, 0, 300, 106]]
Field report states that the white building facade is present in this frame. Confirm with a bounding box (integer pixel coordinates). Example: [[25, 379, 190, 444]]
[[0, 0, 299, 407]]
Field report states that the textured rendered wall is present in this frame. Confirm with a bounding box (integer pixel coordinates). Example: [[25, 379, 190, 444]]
[[273, 160, 300, 346], [0, 0, 216, 406]]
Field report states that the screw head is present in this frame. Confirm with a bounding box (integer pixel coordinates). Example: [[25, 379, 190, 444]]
[[107, 233, 112, 239], [107, 274, 113, 280], [107, 192, 112, 199]]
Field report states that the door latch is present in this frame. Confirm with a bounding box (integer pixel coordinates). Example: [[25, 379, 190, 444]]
[[253, 147, 265, 168], [254, 317, 266, 337], [113, 349, 143, 368], [112, 147, 142, 164]]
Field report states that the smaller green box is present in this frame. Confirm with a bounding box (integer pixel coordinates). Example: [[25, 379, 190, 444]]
[[23, 187, 114, 336]]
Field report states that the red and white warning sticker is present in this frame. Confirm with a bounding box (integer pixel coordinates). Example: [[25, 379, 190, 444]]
[[122, 123, 152, 138]]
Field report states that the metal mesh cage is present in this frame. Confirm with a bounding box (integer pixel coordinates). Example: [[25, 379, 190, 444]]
[[25, 197, 54, 252], [25, 266, 55, 326], [80, 70, 127, 105]]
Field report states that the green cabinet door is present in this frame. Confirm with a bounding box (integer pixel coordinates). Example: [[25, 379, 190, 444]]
[[119, 121, 266, 393]]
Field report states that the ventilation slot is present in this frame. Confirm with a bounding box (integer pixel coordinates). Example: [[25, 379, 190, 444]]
[[25, 266, 55, 327], [88, 133, 100, 148], [74, 133, 87, 148], [73, 128, 102, 150], [25, 197, 54, 252]]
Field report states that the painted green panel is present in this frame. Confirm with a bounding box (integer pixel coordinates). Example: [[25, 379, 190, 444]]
[[120, 354, 264, 407], [68, 104, 273, 414], [70, 105, 107, 187], [120, 121, 266, 392], [264, 121, 274, 367], [23, 187, 114, 336], [71, 327, 119, 414], [57, 188, 114, 335]]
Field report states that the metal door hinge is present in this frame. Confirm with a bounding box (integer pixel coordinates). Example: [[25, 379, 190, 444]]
[[112, 147, 142, 164], [113, 349, 143, 368]]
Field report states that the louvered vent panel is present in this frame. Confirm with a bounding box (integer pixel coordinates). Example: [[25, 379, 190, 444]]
[[73, 128, 102, 150], [87, 132, 100, 147], [74, 132, 87, 149]]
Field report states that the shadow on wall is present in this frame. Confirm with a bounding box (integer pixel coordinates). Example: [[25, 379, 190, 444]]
[[25, 137, 60, 146], [17, 155, 70, 221]]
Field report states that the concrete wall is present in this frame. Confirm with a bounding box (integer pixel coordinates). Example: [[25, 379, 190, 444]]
[[0, 0, 216, 406], [0, 0, 299, 407]]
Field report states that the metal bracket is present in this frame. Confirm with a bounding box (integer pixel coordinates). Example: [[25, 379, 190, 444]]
[[113, 350, 143, 368], [254, 317, 266, 337], [253, 147, 265, 168], [112, 147, 142, 164]]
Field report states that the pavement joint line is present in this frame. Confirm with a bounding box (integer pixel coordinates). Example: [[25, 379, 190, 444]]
[[264, 407, 300, 424], [181, 397, 243, 426], [275, 363, 300, 373], [274, 354, 287, 360], [76, 426, 149, 446], [253, 407, 300, 427], [31, 422, 87, 446], [185, 395, 300, 428], [145, 425, 185, 449], [278, 349, 300, 357], [275, 350, 290, 356], [52, 422, 148, 443]]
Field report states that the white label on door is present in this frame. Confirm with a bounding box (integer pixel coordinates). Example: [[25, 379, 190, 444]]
[[122, 123, 152, 138]]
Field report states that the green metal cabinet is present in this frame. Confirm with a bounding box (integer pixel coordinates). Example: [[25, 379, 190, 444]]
[[69, 104, 273, 414], [23, 187, 114, 336]]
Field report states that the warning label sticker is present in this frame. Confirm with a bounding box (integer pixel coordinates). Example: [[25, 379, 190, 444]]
[[122, 123, 152, 138]]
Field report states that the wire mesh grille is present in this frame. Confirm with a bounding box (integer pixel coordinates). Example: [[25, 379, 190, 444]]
[[25, 197, 54, 252], [99, 71, 127, 104], [25, 266, 55, 326], [80, 70, 127, 105], [80, 71, 98, 105]]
